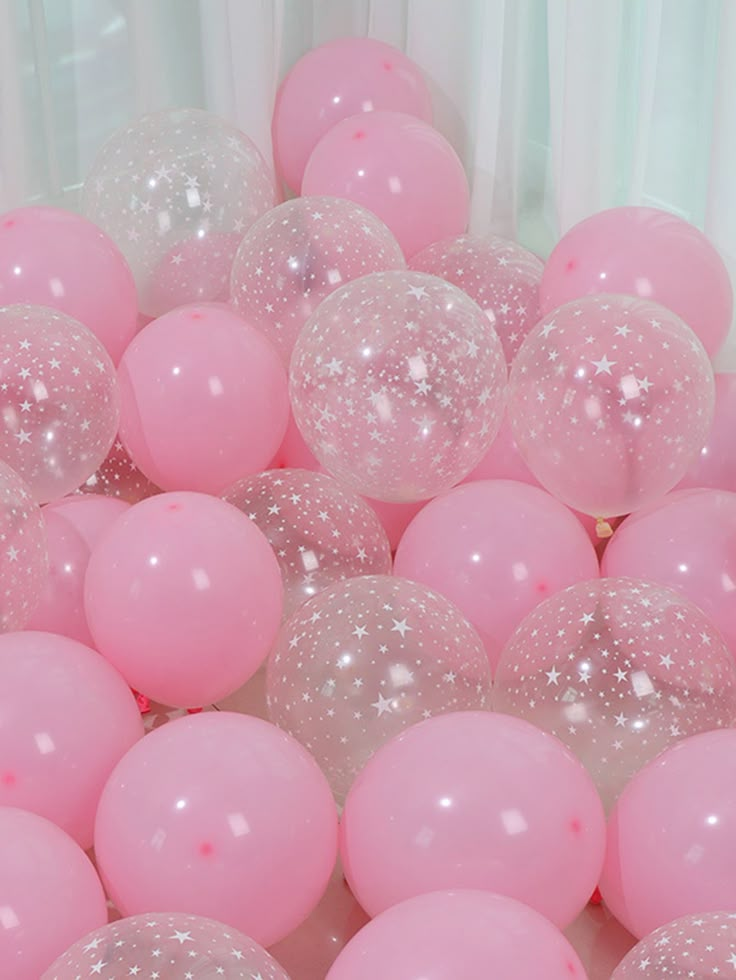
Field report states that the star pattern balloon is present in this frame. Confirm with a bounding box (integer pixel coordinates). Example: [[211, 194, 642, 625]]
[[0, 460, 47, 632], [612, 911, 736, 978], [75, 437, 160, 504]]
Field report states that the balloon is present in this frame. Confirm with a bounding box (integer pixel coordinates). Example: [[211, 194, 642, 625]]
[[118, 304, 288, 493], [271, 411, 321, 470], [0, 305, 120, 503], [84, 491, 283, 707], [42, 912, 292, 980], [82, 108, 276, 316], [541, 206, 733, 358], [600, 730, 736, 937], [393, 479, 599, 671], [94, 712, 338, 947], [0, 206, 137, 364], [340, 711, 605, 926], [677, 371, 736, 492], [290, 270, 507, 502], [612, 911, 736, 978], [410, 233, 544, 363], [224, 469, 391, 619], [302, 111, 469, 258], [494, 577, 736, 810], [231, 196, 405, 366], [266, 575, 492, 802], [47, 493, 130, 550], [0, 807, 107, 979], [363, 497, 425, 552], [0, 459, 47, 632], [75, 435, 160, 502], [507, 295, 715, 519], [601, 488, 736, 654], [326, 890, 589, 980]]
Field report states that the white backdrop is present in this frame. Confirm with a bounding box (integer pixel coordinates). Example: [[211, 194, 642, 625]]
[[3, 0, 736, 362]]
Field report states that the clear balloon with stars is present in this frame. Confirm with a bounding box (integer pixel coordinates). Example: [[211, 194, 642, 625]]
[[289, 270, 507, 502], [612, 910, 736, 978], [75, 436, 160, 504], [493, 577, 736, 810], [0, 460, 48, 632], [224, 469, 392, 620], [266, 574, 492, 802]]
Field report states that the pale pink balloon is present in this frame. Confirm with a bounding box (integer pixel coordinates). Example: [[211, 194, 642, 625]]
[[85, 492, 283, 707], [290, 271, 507, 501], [602, 488, 736, 654], [146, 230, 243, 313], [26, 509, 92, 643], [600, 730, 736, 937], [0, 305, 120, 503], [363, 497, 425, 552], [0, 806, 107, 979], [541, 206, 733, 358], [507, 295, 715, 518], [302, 112, 469, 258], [231, 196, 405, 365], [47, 493, 130, 550], [0, 459, 48, 631], [341, 711, 605, 926], [393, 479, 600, 671], [75, 435, 160, 503], [327, 890, 589, 980], [271, 411, 321, 470], [272, 37, 432, 193], [677, 372, 736, 491], [118, 304, 288, 493], [612, 911, 736, 978], [94, 712, 338, 947]]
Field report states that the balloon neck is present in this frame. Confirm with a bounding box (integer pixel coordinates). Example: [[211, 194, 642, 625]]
[[588, 886, 603, 906], [187, 706, 204, 714], [132, 689, 151, 714], [595, 518, 614, 539]]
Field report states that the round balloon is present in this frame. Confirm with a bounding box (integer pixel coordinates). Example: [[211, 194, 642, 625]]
[[507, 295, 715, 519], [290, 270, 507, 502], [75, 435, 159, 503], [677, 371, 736, 492], [612, 911, 736, 978], [0, 460, 47, 632]]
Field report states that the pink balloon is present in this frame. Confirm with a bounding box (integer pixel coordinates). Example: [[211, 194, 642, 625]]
[[363, 496, 425, 552], [231, 196, 405, 365], [393, 479, 599, 671], [47, 493, 130, 550], [94, 712, 338, 947], [0, 631, 143, 847], [0, 206, 137, 364], [541, 206, 733, 358], [612, 911, 736, 978], [601, 488, 736, 654], [272, 37, 432, 193], [0, 806, 107, 979], [340, 711, 605, 927], [507, 295, 715, 519], [600, 730, 736, 937], [327, 890, 589, 980], [271, 410, 320, 470], [84, 491, 283, 707], [75, 435, 160, 503], [302, 111, 469, 258], [0, 459, 48, 632], [677, 372, 736, 492], [118, 304, 288, 493], [146, 230, 243, 313]]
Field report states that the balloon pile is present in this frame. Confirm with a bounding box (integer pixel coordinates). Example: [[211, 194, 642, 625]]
[[1, 34, 735, 980]]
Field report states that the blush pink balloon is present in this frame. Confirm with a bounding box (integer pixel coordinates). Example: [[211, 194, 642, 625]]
[[272, 37, 432, 193], [85, 492, 283, 707], [0, 459, 48, 632], [600, 730, 736, 937], [601, 488, 736, 654], [94, 712, 338, 947], [677, 372, 736, 492], [47, 493, 130, 549], [364, 497, 425, 552], [0, 206, 137, 364], [393, 479, 600, 671], [75, 435, 160, 503], [340, 711, 605, 926], [302, 111, 469, 258], [0, 806, 107, 979], [327, 890, 588, 980], [146, 230, 243, 314], [541, 206, 733, 358], [118, 304, 288, 493], [612, 911, 736, 978]]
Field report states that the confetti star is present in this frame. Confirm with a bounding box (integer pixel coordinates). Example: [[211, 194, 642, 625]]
[[352, 624, 369, 639], [591, 355, 616, 375], [169, 930, 193, 944], [545, 666, 561, 686], [231, 948, 244, 960], [372, 692, 394, 716], [14, 430, 31, 445], [636, 376, 653, 393], [391, 617, 412, 637], [614, 668, 628, 682], [540, 320, 557, 338], [727, 952, 736, 968], [407, 285, 428, 300], [443, 671, 456, 683], [659, 654, 674, 669], [614, 712, 627, 727], [18, 338, 31, 350], [90, 960, 106, 975], [580, 612, 594, 625], [614, 323, 631, 337], [19, 400, 31, 412], [83, 938, 103, 952], [325, 357, 344, 376]]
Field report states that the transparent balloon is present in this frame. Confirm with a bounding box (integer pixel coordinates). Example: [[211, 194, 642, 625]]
[[267, 575, 492, 802], [507, 295, 715, 519], [82, 108, 276, 316], [225, 469, 392, 620], [74, 436, 160, 503], [0, 305, 120, 503], [290, 270, 507, 502], [494, 577, 736, 809], [0, 459, 48, 631], [612, 911, 736, 978]]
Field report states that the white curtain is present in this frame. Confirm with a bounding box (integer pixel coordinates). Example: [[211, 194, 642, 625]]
[[3, 0, 736, 362]]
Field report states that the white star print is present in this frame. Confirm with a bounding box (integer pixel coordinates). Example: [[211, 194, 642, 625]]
[[372, 692, 394, 716], [591, 355, 617, 375], [545, 666, 561, 685], [391, 617, 412, 637]]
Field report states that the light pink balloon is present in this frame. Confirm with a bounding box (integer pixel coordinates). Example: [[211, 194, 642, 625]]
[[363, 497, 425, 552], [0, 459, 48, 632], [507, 295, 715, 518], [393, 479, 600, 670], [601, 488, 736, 654], [302, 111, 469, 258], [75, 435, 160, 503], [340, 711, 605, 927], [94, 712, 338, 947], [677, 372, 736, 492], [84, 491, 283, 707], [231, 196, 405, 365], [47, 493, 130, 550], [541, 206, 733, 358], [327, 890, 589, 980], [0, 806, 107, 979], [612, 911, 736, 978], [272, 37, 432, 193], [118, 304, 288, 493], [146, 230, 243, 313], [600, 730, 736, 937]]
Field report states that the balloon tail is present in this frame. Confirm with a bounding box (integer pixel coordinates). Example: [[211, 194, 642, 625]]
[[595, 518, 613, 539], [132, 689, 151, 714], [589, 886, 603, 906]]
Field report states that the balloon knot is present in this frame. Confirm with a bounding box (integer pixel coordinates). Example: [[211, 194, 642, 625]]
[[595, 518, 613, 539], [187, 706, 203, 714], [589, 886, 603, 906], [132, 689, 150, 714]]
